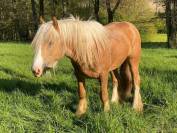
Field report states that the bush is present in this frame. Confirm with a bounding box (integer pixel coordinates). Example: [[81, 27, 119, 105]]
[[154, 18, 166, 33], [136, 22, 158, 34]]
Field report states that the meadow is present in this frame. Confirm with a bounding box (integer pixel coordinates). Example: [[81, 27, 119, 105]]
[[0, 34, 176, 132]]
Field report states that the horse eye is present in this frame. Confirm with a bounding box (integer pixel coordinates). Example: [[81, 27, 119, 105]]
[[48, 42, 53, 47]]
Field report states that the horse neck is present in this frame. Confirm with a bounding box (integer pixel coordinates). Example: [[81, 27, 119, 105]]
[[64, 43, 76, 60]]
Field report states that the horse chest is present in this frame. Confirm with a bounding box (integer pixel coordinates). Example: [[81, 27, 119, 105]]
[[71, 60, 100, 78]]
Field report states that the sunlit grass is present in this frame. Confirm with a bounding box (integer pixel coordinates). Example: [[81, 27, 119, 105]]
[[141, 33, 167, 42], [0, 34, 176, 132]]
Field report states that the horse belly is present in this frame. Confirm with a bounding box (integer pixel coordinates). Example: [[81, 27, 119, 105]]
[[82, 69, 100, 78]]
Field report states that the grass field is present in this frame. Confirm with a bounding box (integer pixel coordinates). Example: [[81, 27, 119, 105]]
[[0, 34, 177, 132]]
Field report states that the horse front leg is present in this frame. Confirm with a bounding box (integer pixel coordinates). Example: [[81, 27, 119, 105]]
[[75, 76, 87, 117], [100, 72, 110, 112], [71, 61, 87, 117]]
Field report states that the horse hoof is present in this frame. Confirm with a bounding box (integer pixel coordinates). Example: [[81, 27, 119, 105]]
[[104, 102, 110, 112], [75, 110, 86, 117], [111, 99, 118, 104], [133, 102, 143, 112]]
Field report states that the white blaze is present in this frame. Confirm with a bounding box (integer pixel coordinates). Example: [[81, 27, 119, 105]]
[[33, 46, 43, 70]]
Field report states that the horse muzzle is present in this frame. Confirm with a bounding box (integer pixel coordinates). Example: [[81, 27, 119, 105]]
[[32, 67, 43, 77]]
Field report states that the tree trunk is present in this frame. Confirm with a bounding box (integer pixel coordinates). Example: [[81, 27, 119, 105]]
[[166, 0, 177, 48], [105, 0, 112, 22], [61, 0, 68, 17], [31, 0, 38, 31], [39, 0, 44, 17], [51, 0, 56, 16], [108, 11, 113, 22], [61, 0, 65, 17], [94, 0, 100, 21], [105, 0, 121, 23]]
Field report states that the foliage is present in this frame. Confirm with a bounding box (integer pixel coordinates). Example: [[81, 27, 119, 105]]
[[0, 0, 166, 41], [0, 0, 32, 41], [154, 18, 166, 33], [136, 22, 158, 34], [116, 0, 153, 22], [114, 0, 159, 34], [0, 34, 176, 132], [141, 33, 167, 42]]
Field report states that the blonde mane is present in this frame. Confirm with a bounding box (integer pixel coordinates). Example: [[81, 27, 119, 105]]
[[32, 17, 110, 68]]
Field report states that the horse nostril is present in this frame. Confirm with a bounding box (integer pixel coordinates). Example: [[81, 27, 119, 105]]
[[32, 68, 41, 75], [36, 68, 41, 74], [32, 69, 36, 74]]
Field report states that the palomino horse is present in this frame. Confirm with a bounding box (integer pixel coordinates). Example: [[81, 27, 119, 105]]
[[32, 17, 143, 116]]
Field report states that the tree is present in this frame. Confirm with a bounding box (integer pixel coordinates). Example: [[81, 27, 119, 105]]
[[31, 0, 38, 31], [50, 0, 56, 16], [92, 0, 100, 21], [39, 0, 44, 17], [61, 0, 69, 17], [105, 0, 122, 22], [0, 0, 160, 41], [166, 0, 177, 48]]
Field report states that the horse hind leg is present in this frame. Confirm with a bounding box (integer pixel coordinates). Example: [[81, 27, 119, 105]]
[[120, 60, 133, 100], [128, 58, 143, 112]]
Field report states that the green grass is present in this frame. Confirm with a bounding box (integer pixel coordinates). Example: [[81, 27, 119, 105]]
[[141, 34, 167, 42], [0, 34, 177, 132]]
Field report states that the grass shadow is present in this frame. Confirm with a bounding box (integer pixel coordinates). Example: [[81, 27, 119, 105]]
[[0, 79, 41, 95], [142, 42, 168, 49], [0, 65, 29, 79], [0, 53, 30, 58], [142, 67, 177, 114], [0, 64, 79, 113], [0, 78, 79, 114], [0, 78, 76, 95], [165, 55, 177, 59]]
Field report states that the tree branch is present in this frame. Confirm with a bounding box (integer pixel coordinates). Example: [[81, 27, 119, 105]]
[[105, 0, 111, 13], [112, 0, 121, 14]]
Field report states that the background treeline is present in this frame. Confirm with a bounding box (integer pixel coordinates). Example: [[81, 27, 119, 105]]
[[0, 0, 176, 48]]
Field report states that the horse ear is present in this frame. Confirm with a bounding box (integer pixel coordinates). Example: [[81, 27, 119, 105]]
[[52, 16, 59, 31], [39, 16, 45, 24]]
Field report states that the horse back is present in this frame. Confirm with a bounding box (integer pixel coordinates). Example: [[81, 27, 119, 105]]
[[105, 21, 141, 55]]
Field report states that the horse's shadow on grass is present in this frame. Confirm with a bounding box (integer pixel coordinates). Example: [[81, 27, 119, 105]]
[[0, 78, 78, 113], [0, 78, 75, 95], [0, 65, 29, 79], [0, 65, 78, 112]]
